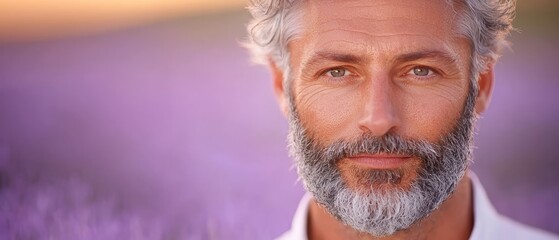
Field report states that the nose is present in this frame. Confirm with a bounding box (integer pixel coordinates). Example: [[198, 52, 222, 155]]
[[358, 74, 401, 136]]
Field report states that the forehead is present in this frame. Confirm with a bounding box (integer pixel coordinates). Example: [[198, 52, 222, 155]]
[[291, 0, 467, 66], [304, 0, 455, 31]]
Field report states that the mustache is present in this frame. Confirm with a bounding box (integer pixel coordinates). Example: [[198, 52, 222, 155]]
[[311, 133, 442, 166]]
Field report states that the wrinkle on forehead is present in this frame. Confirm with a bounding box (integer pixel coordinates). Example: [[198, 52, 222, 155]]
[[290, 0, 469, 75], [301, 0, 457, 44]]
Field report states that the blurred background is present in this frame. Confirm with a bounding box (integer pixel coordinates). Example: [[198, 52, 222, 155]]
[[0, 0, 557, 239]]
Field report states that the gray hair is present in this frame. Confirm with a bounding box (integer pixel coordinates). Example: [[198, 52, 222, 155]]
[[245, 0, 515, 81], [244, 0, 302, 77]]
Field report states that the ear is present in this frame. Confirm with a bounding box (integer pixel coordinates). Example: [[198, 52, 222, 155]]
[[474, 66, 494, 114], [269, 60, 289, 117]]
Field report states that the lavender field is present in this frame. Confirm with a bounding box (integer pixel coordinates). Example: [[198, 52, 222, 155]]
[[0, 4, 558, 239]]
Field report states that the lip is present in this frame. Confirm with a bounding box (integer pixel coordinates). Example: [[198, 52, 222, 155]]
[[346, 153, 412, 169]]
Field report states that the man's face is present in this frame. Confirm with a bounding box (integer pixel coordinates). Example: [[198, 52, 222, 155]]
[[288, 0, 472, 165], [274, 0, 492, 236]]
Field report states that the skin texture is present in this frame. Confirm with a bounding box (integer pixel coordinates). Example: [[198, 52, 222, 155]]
[[270, 0, 495, 239]]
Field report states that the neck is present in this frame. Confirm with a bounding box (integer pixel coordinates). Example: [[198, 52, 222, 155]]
[[307, 172, 474, 240]]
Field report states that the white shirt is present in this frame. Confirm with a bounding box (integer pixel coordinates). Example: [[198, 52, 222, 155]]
[[277, 173, 558, 240]]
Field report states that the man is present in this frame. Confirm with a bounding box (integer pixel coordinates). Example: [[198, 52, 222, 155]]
[[245, 0, 558, 239]]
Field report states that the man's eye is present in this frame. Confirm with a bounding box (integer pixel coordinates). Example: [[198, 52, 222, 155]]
[[326, 68, 350, 78], [409, 66, 434, 77]]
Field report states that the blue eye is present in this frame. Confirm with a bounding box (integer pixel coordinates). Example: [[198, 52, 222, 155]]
[[326, 68, 350, 78]]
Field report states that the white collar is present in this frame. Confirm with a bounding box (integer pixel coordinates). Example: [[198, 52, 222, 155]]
[[469, 172, 501, 239]]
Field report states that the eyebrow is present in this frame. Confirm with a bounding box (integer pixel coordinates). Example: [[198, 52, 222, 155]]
[[302, 50, 459, 70], [394, 50, 459, 66], [303, 52, 366, 69]]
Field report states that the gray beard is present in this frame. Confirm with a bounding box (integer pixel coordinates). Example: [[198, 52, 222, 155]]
[[286, 84, 477, 237]]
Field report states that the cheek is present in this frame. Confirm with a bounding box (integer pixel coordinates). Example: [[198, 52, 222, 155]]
[[398, 84, 468, 141], [295, 84, 362, 143]]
